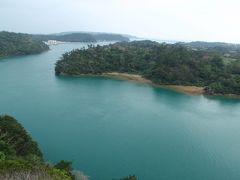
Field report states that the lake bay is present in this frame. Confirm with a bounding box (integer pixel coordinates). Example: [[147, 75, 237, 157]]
[[1, 42, 240, 180]]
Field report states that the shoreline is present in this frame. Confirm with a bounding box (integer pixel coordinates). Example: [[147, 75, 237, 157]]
[[58, 72, 240, 97], [0, 49, 50, 60], [101, 73, 240, 98], [101, 72, 205, 95], [59, 72, 205, 95]]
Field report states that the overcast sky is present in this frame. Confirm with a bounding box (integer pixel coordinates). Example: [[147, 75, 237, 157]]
[[1, 0, 240, 43]]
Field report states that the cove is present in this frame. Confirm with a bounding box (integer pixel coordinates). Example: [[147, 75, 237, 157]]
[[1, 42, 240, 180]]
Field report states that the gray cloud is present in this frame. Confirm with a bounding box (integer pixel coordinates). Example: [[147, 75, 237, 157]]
[[1, 0, 240, 43]]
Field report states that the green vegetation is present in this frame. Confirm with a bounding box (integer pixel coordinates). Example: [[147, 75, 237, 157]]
[[33, 32, 129, 42], [54, 160, 75, 179], [55, 40, 240, 95], [0, 115, 42, 159], [0, 31, 49, 58], [0, 115, 73, 179]]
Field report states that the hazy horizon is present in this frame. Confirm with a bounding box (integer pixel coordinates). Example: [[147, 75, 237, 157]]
[[1, 0, 240, 43]]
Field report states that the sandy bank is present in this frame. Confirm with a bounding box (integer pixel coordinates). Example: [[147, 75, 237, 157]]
[[102, 72, 204, 95], [163, 85, 204, 95], [102, 72, 152, 84]]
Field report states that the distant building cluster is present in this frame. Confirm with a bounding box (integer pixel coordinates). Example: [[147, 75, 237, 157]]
[[44, 40, 64, 45]]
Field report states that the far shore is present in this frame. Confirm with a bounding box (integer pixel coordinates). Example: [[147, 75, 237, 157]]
[[59, 72, 240, 97], [102, 72, 205, 95]]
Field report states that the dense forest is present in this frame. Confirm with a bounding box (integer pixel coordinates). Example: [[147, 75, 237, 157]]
[[55, 40, 240, 95], [33, 32, 129, 42], [0, 115, 136, 180], [0, 31, 49, 58]]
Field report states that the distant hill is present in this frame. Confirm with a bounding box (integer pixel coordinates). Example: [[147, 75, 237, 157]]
[[180, 41, 240, 59], [182, 41, 240, 49], [0, 31, 130, 58], [0, 31, 49, 58], [33, 32, 130, 42]]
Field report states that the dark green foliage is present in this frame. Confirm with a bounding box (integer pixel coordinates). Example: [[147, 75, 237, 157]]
[[0, 31, 49, 57], [55, 160, 75, 179], [0, 159, 33, 171], [0, 115, 42, 158], [55, 40, 240, 95], [55, 160, 73, 172], [33, 32, 129, 42]]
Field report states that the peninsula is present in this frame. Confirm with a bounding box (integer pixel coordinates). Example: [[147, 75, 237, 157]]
[[55, 41, 240, 95]]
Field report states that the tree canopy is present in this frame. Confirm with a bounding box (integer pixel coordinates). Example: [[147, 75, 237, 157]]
[[0, 31, 49, 58]]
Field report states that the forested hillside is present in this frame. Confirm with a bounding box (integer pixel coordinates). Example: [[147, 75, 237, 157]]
[[33, 32, 129, 42], [0, 31, 49, 58], [55, 41, 240, 95]]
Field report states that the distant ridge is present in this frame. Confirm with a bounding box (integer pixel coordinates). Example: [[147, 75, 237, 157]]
[[180, 41, 240, 49], [32, 31, 130, 42]]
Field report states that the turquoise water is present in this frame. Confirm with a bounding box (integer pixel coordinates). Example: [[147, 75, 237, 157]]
[[1, 43, 240, 180]]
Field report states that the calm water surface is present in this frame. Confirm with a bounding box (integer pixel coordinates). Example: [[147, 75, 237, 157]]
[[1, 42, 240, 180]]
